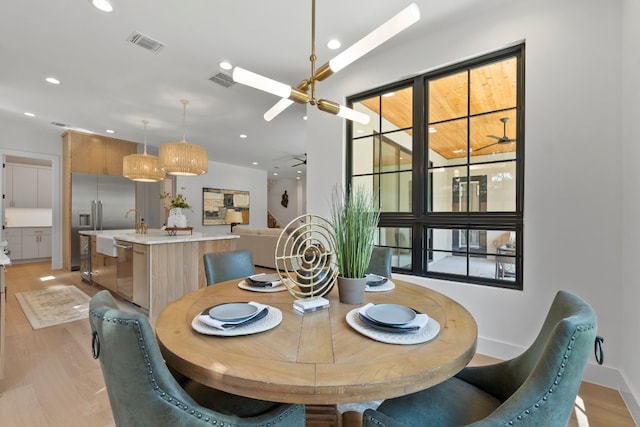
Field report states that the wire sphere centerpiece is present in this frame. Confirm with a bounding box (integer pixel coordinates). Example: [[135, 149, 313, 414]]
[[275, 214, 338, 299]]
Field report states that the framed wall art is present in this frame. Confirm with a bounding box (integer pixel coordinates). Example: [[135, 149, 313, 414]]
[[202, 187, 250, 226]]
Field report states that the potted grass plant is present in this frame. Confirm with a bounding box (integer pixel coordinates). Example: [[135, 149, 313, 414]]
[[330, 184, 380, 304]]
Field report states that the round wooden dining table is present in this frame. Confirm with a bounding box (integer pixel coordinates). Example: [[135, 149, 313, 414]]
[[155, 277, 477, 405]]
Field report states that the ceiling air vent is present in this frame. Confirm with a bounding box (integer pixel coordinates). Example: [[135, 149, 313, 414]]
[[209, 72, 235, 88], [51, 121, 69, 127], [127, 31, 165, 53]]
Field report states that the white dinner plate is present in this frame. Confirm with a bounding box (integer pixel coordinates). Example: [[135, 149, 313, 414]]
[[346, 308, 440, 345], [366, 304, 416, 325], [209, 302, 259, 322], [192, 307, 283, 337]]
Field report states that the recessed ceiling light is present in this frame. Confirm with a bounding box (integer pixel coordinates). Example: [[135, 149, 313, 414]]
[[252, 162, 258, 165], [106, 129, 115, 134], [297, 170, 302, 174], [45, 77, 61, 85], [273, 172, 278, 176], [240, 134, 247, 138], [303, 116, 308, 120], [219, 61, 233, 70], [296, 176, 301, 180], [90, 0, 113, 12], [24, 112, 35, 117], [327, 39, 341, 50]]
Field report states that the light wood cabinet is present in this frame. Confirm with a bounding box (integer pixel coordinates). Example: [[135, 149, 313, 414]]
[[132, 244, 149, 310], [5, 164, 52, 208], [62, 130, 137, 176], [62, 130, 139, 270]]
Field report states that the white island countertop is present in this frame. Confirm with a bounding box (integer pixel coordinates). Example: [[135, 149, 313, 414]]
[[79, 229, 238, 245]]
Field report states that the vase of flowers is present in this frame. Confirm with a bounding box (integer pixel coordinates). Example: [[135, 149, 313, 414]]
[[330, 185, 380, 304], [160, 189, 190, 227]]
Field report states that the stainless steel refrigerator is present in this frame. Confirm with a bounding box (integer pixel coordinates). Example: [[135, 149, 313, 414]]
[[71, 173, 136, 270]]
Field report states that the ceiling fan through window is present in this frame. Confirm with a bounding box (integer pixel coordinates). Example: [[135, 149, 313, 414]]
[[232, 1, 420, 125], [475, 117, 517, 152]]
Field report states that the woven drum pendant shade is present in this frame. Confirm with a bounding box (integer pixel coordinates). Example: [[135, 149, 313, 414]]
[[123, 120, 166, 182], [159, 141, 208, 176], [123, 152, 166, 182], [159, 99, 208, 176]]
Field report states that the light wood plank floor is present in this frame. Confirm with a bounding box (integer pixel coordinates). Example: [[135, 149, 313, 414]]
[[0, 262, 635, 426]]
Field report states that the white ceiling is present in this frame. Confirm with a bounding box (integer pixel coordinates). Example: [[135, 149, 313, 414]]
[[0, 0, 485, 178]]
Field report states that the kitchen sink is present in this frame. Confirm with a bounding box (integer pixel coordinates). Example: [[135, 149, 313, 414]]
[[96, 234, 117, 257]]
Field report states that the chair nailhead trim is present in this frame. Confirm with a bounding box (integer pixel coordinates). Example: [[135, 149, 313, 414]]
[[90, 307, 303, 426], [504, 323, 596, 424]]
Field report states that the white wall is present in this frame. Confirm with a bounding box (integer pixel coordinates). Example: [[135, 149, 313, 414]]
[[621, 0, 640, 415], [307, 0, 632, 403], [0, 120, 64, 269], [267, 177, 306, 229], [175, 160, 268, 234]]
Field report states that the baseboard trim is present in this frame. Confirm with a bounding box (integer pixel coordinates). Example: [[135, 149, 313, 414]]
[[478, 336, 640, 424]]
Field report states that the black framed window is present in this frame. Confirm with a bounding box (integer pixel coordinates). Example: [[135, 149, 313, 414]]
[[347, 44, 524, 289]]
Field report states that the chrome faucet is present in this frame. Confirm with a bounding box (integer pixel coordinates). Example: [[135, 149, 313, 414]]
[[125, 208, 147, 234]]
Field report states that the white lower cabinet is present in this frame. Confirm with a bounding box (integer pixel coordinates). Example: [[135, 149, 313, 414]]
[[7, 227, 52, 261]]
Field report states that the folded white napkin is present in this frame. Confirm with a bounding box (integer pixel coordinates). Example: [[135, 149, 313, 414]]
[[198, 302, 269, 330], [246, 273, 283, 287], [358, 303, 429, 329]]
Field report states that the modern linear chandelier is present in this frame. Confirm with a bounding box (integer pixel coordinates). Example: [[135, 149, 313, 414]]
[[232, 1, 420, 125]]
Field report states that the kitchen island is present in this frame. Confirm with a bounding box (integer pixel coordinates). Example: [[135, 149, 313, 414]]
[[0, 252, 9, 380], [80, 229, 237, 322]]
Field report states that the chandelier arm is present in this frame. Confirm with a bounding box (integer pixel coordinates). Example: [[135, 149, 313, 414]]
[[309, 0, 317, 103], [317, 99, 370, 125], [328, 3, 420, 73], [264, 99, 295, 122]]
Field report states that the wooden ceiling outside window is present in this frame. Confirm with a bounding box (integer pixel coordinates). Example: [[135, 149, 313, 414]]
[[360, 57, 517, 162]]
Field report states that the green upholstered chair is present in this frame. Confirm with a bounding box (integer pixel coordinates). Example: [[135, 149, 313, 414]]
[[89, 290, 304, 427], [363, 290, 597, 427], [203, 249, 256, 285], [366, 247, 392, 278]]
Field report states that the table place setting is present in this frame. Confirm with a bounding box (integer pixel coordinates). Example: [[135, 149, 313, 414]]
[[365, 273, 396, 292], [346, 303, 440, 345], [237, 273, 288, 292], [191, 301, 283, 336]]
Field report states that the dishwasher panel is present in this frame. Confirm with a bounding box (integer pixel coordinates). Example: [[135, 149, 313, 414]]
[[115, 240, 133, 301]]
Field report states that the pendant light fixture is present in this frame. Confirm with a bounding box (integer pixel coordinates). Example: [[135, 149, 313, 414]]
[[123, 120, 166, 182], [159, 99, 208, 176], [232, 1, 420, 124]]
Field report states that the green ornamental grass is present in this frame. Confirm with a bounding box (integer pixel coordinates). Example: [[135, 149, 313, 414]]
[[330, 185, 380, 278]]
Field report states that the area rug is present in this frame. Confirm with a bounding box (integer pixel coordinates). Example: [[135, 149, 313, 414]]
[[16, 285, 91, 329]]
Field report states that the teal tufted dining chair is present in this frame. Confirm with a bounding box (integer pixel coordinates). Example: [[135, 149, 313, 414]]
[[363, 290, 597, 427], [89, 290, 304, 426], [203, 249, 256, 285], [366, 247, 393, 278]]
